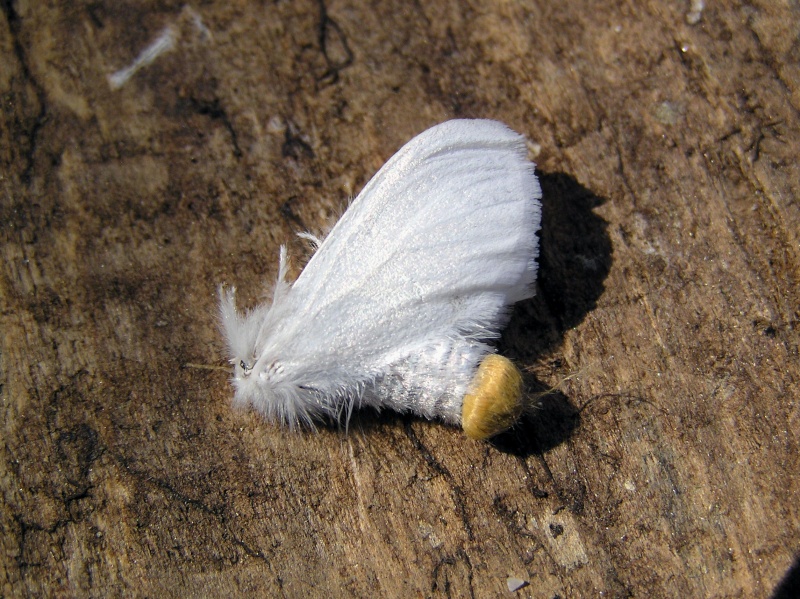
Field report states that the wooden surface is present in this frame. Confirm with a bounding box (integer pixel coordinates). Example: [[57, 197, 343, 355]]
[[2, 1, 799, 597]]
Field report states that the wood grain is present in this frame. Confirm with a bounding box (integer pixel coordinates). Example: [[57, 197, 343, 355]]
[[2, 1, 799, 597]]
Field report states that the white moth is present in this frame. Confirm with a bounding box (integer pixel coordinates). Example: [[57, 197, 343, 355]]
[[220, 119, 542, 439]]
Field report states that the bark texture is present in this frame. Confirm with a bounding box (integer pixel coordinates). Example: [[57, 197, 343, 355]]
[[2, 1, 799, 597]]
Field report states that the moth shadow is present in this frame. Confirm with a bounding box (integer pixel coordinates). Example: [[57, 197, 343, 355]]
[[497, 171, 611, 454], [771, 553, 800, 599], [490, 379, 580, 457], [506, 171, 612, 355], [323, 172, 609, 452]]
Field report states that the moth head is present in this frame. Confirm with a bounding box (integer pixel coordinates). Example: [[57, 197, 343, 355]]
[[217, 249, 319, 428], [219, 287, 267, 387], [218, 285, 291, 401]]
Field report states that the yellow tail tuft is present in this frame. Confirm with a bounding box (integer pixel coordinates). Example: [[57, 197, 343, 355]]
[[461, 354, 524, 440]]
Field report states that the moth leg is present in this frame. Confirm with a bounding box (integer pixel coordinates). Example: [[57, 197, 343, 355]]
[[461, 354, 524, 440]]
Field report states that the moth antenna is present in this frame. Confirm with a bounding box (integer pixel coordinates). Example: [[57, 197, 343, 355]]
[[218, 285, 238, 328], [272, 245, 290, 306], [277, 245, 289, 283], [297, 231, 323, 250]]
